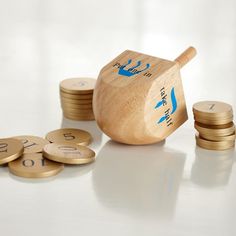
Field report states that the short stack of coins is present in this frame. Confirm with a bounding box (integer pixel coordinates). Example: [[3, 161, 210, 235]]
[[60, 77, 96, 121], [193, 101, 235, 150]]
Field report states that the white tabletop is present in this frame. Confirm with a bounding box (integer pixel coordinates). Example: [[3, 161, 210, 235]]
[[0, 0, 236, 235]]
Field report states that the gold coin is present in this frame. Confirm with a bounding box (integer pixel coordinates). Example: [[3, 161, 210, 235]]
[[61, 102, 93, 110], [62, 107, 94, 115], [193, 101, 233, 118], [60, 91, 93, 100], [64, 116, 95, 121], [63, 115, 95, 121], [43, 143, 95, 165], [0, 138, 24, 165], [46, 128, 92, 146], [60, 96, 93, 105], [8, 153, 64, 178], [60, 78, 96, 94], [63, 113, 95, 121], [193, 110, 233, 120], [194, 115, 233, 125], [12, 135, 50, 154], [194, 122, 235, 137], [195, 135, 235, 151], [200, 132, 236, 142], [63, 110, 94, 117], [194, 113, 233, 120], [63, 112, 94, 118]]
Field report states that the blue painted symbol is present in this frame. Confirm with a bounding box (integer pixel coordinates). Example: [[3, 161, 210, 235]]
[[155, 88, 177, 124], [118, 59, 150, 77]]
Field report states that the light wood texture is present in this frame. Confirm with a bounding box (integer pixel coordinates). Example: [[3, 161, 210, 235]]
[[93, 47, 196, 145], [175, 46, 197, 68]]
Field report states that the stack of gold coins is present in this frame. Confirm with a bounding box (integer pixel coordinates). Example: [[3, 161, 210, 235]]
[[59, 77, 96, 121], [193, 101, 235, 150]]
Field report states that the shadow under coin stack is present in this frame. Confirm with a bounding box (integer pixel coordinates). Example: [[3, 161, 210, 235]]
[[193, 101, 235, 150], [60, 78, 96, 121]]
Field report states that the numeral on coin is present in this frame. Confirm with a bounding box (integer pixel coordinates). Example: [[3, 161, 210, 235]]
[[0, 143, 8, 153], [58, 146, 82, 155], [208, 103, 215, 110], [21, 139, 37, 149], [23, 159, 35, 167], [22, 158, 46, 167], [63, 133, 75, 141]]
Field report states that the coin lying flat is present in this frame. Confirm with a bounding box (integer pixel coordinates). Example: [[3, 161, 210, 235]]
[[43, 143, 95, 165], [60, 78, 96, 95], [46, 128, 92, 146], [61, 107, 94, 115], [61, 102, 93, 109], [0, 138, 24, 165], [194, 122, 235, 137], [8, 153, 64, 178], [194, 115, 233, 125], [13, 135, 50, 154], [63, 113, 95, 119], [60, 96, 93, 105], [60, 91, 93, 100], [61, 102, 93, 110], [193, 101, 233, 118], [63, 113, 95, 121], [195, 135, 235, 151], [200, 132, 236, 142]]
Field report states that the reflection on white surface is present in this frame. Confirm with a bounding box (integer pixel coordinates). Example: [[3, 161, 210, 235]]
[[0, 0, 236, 235], [93, 140, 186, 220], [191, 147, 235, 187]]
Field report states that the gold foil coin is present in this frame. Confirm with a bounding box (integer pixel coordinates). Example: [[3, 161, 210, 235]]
[[8, 153, 64, 178], [13, 135, 50, 154], [46, 128, 92, 146], [194, 122, 235, 137], [60, 78, 96, 94], [43, 143, 95, 165], [193, 101, 233, 118], [0, 138, 24, 165], [195, 135, 235, 151]]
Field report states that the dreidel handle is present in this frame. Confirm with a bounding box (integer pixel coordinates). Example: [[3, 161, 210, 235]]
[[174, 46, 197, 69]]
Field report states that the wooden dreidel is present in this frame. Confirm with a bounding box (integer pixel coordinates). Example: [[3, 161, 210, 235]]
[[93, 47, 197, 145]]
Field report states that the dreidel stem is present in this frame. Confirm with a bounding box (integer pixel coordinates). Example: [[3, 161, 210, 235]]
[[174, 46, 197, 69]]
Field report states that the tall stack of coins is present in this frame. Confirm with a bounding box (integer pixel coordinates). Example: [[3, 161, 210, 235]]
[[59, 78, 96, 121], [193, 101, 235, 150]]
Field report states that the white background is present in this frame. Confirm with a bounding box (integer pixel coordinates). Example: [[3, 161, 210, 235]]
[[0, 0, 236, 236]]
